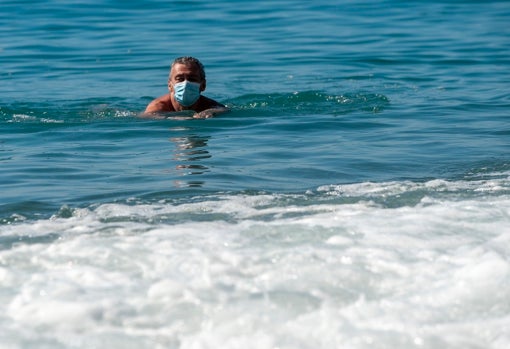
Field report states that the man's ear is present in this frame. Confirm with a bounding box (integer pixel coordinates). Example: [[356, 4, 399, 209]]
[[200, 80, 206, 92], [168, 79, 173, 92]]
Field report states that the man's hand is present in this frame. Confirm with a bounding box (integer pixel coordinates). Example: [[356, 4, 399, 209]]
[[193, 107, 230, 119], [193, 110, 215, 119]]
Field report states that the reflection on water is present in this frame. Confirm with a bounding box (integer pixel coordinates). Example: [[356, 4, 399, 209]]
[[169, 132, 211, 187]]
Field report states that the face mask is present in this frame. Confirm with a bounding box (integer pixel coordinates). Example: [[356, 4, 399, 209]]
[[173, 80, 201, 107]]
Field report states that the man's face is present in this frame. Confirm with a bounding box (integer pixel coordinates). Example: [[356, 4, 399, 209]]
[[168, 63, 205, 92]]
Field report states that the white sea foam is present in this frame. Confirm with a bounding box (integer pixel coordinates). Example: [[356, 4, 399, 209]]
[[1, 179, 509, 348]]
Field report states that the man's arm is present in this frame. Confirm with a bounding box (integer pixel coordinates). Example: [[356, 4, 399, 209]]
[[193, 106, 230, 119], [193, 96, 229, 118]]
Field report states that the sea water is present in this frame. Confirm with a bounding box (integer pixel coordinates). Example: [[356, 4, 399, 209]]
[[1, 1, 510, 348]]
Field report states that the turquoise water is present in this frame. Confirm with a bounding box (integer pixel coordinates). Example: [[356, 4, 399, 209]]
[[1, 1, 510, 348]]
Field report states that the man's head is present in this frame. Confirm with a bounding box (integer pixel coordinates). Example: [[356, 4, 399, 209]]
[[168, 56, 206, 88], [167, 57, 207, 107], [171, 56, 206, 80]]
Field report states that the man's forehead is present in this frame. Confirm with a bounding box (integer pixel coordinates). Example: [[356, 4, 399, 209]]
[[171, 63, 200, 75]]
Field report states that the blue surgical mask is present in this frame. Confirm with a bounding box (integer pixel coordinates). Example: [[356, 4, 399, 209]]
[[173, 80, 201, 106]]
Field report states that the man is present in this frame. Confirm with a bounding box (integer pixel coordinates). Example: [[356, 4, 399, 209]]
[[144, 56, 229, 118]]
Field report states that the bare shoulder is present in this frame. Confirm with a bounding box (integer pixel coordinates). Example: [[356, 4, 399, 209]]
[[199, 95, 226, 110], [145, 94, 173, 113]]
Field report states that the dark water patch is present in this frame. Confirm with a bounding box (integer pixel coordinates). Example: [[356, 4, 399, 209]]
[[0, 201, 58, 225]]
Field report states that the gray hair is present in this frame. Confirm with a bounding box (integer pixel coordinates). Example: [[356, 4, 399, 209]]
[[170, 56, 206, 80]]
